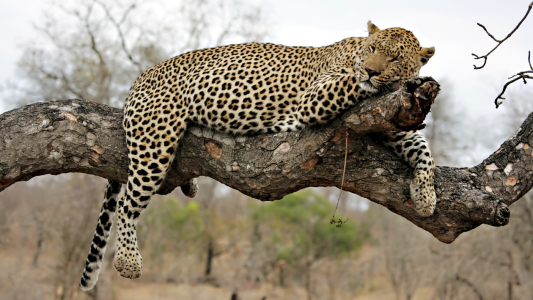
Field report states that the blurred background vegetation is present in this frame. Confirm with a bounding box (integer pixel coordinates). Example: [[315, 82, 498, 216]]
[[1, 0, 533, 299]]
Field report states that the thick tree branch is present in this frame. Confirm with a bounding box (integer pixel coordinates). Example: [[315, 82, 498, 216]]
[[1, 77, 529, 243]]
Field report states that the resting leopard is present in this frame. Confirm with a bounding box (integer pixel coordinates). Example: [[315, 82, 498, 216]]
[[79, 21, 436, 290]]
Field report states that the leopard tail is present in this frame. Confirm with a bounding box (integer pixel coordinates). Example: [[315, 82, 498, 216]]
[[79, 180, 122, 291]]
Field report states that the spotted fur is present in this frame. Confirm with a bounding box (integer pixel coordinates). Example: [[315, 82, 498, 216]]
[[80, 180, 121, 289], [379, 131, 436, 216], [79, 21, 436, 291]]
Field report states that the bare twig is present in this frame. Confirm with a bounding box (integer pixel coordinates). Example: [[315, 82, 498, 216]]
[[81, 1, 112, 104], [495, 75, 533, 108], [96, 0, 143, 74], [34, 63, 85, 99], [476, 23, 502, 43], [494, 58, 533, 108], [472, 2, 533, 69], [331, 128, 349, 222], [472, 2, 533, 107], [455, 275, 484, 300]]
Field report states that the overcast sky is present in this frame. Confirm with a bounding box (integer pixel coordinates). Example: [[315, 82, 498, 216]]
[[1, 0, 532, 164]]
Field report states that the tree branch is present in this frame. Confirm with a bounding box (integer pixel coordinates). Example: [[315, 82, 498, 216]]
[[472, 2, 533, 107], [455, 275, 484, 300], [96, 0, 143, 74], [472, 1, 532, 69], [495, 66, 533, 107], [1, 77, 528, 244]]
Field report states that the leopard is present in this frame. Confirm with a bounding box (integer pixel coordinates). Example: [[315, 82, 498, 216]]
[[79, 21, 436, 291]]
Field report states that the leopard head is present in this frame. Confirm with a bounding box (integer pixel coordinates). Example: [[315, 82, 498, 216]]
[[354, 21, 435, 93]]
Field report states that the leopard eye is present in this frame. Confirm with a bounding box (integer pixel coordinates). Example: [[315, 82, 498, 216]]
[[389, 57, 399, 62], [369, 45, 376, 53]]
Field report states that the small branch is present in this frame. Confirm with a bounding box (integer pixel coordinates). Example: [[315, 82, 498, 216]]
[[494, 70, 533, 108], [96, 0, 143, 74], [472, 1, 533, 69], [81, 1, 109, 89], [455, 275, 484, 300], [33, 62, 85, 99], [477, 23, 502, 43]]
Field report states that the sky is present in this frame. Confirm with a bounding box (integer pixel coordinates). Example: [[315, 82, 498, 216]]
[[0, 0, 532, 164]]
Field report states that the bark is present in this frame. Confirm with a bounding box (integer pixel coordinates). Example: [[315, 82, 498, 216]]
[[0, 76, 526, 243]]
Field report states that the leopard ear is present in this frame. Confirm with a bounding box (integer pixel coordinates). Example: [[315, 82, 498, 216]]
[[419, 47, 435, 65], [367, 21, 380, 35]]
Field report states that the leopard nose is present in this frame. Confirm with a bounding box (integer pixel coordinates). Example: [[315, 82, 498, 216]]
[[365, 67, 381, 78]]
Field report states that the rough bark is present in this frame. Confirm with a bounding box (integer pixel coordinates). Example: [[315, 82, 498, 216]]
[[0, 77, 526, 243]]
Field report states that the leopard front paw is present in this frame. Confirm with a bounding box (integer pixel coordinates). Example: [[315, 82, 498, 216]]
[[113, 246, 143, 279], [180, 178, 198, 198], [410, 181, 436, 217]]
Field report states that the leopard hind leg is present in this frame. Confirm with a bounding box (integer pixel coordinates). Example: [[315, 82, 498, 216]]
[[113, 135, 184, 278], [113, 102, 189, 279], [79, 180, 122, 291], [379, 130, 436, 217]]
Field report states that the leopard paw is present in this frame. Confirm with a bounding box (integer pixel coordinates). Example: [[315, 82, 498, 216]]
[[180, 178, 198, 198], [410, 181, 436, 217], [113, 246, 143, 279]]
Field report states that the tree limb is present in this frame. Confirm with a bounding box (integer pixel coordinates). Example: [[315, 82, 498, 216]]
[[1, 77, 528, 244]]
